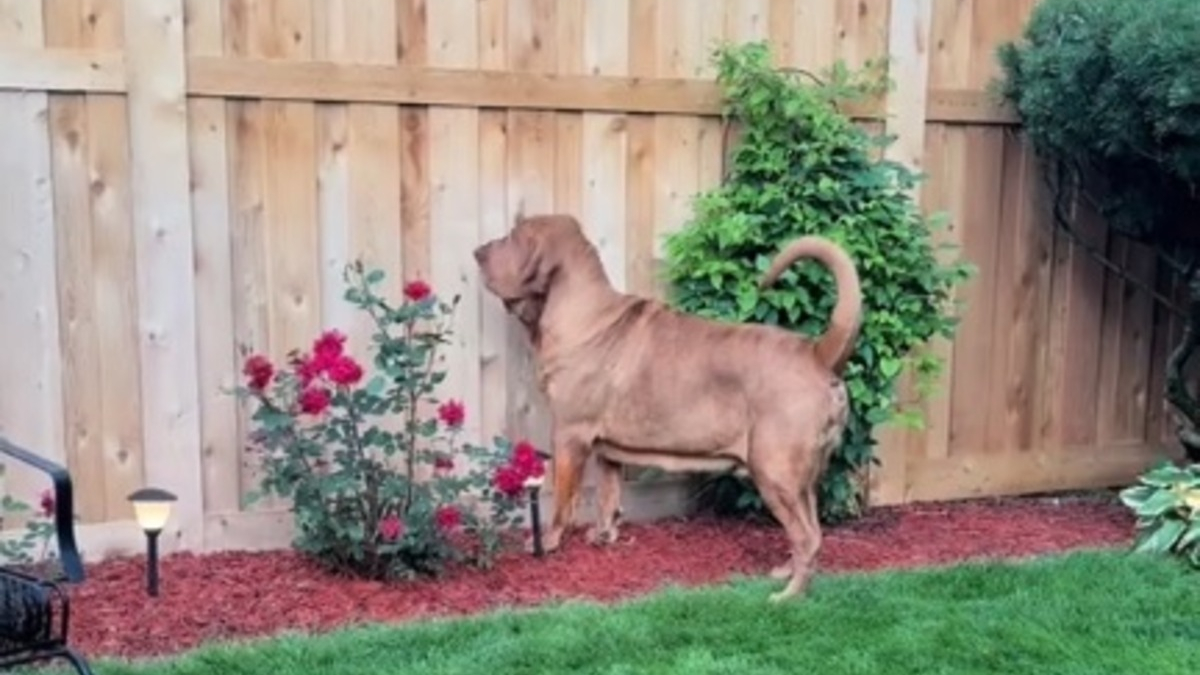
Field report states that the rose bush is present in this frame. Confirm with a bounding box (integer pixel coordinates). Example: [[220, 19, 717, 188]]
[[0, 473, 57, 570], [234, 262, 545, 580]]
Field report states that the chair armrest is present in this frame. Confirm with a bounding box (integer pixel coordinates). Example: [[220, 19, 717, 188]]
[[0, 437, 86, 583]]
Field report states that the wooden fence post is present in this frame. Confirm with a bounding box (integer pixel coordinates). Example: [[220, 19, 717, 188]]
[[0, 1, 64, 510], [122, 0, 205, 550], [871, 0, 934, 506]]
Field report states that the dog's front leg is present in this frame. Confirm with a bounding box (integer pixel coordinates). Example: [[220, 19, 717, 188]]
[[587, 454, 623, 546], [541, 429, 589, 553]]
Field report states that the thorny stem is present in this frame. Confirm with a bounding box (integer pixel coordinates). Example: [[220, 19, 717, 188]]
[[403, 318, 419, 513], [340, 388, 378, 530], [403, 313, 451, 511]]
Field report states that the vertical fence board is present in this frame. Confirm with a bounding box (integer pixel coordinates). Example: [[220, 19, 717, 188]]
[[1058, 200, 1107, 446], [0, 0, 65, 515], [505, 0, 557, 452], [871, 0, 932, 505], [1116, 242, 1158, 442], [312, 2, 353, 346], [46, 0, 108, 524], [398, 0, 431, 284], [123, 0, 204, 547], [427, 0, 483, 456], [651, 0, 700, 298], [260, 1, 321, 361], [554, 0, 584, 222], [913, 123, 958, 464], [225, 1, 275, 507], [791, 0, 835, 72], [1096, 231, 1130, 443], [477, 0, 510, 452], [187, 0, 241, 517], [316, 0, 402, 358], [947, 128, 1006, 455], [984, 133, 1039, 453], [53, 0, 144, 524], [624, 0, 658, 298], [88, 94, 143, 521], [581, 0, 629, 293]]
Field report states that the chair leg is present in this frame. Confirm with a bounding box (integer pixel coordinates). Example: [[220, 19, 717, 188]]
[[62, 648, 95, 675]]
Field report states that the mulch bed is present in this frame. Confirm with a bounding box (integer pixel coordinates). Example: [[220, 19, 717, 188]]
[[68, 493, 1135, 661]]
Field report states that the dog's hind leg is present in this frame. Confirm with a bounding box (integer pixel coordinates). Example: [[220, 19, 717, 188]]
[[748, 435, 822, 602], [754, 480, 816, 602], [587, 455, 623, 545]]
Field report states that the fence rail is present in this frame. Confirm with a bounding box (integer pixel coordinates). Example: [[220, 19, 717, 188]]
[[1, 47, 1017, 123]]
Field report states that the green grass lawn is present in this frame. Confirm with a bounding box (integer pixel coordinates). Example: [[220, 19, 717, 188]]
[[67, 550, 1200, 675]]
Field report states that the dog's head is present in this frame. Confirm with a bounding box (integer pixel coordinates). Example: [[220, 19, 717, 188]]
[[473, 213, 588, 330]]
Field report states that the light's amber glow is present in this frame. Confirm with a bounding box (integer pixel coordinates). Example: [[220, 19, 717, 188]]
[[131, 500, 173, 531]]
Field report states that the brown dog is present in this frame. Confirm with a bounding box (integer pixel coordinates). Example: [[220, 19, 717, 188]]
[[473, 214, 862, 601]]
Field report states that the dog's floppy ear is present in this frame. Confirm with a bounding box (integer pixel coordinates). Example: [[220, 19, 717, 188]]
[[504, 295, 547, 346], [514, 225, 559, 298]]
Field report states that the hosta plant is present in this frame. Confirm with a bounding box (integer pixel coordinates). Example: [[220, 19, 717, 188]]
[[234, 263, 545, 581], [1119, 461, 1200, 568]]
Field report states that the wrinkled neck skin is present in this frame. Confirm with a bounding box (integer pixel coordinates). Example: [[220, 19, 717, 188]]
[[533, 257, 624, 368]]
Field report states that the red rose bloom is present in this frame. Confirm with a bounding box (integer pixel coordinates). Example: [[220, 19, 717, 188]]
[[242, 354, 274, 391], [326, 355, 364, 387], [492, 466, 525, 497], [403, 279, 432, 302], [294, 354, 323, 386], [313, 329, 346, 360], [39, 488, 55, 518], [298, 386, 332, 415], [434, 456, 454, 472], [512, 441, 545, 479], [435, 505, 462, 532], [437, 399, 465, 428], [378, 513, 404, 542]]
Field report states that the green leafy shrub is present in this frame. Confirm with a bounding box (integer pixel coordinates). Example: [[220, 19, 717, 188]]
[[664, 42, 971, 524], [235, 264, 544, 580], [996, 0, 1200, 464], [995, 0, 1200, 246], [1119, 462, 1200, 568]]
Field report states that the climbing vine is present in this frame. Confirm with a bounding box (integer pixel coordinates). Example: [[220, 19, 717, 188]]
[[663, 42, 972, 523]]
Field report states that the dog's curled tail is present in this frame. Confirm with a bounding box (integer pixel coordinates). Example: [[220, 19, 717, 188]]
[[759, 235, 863, 374]]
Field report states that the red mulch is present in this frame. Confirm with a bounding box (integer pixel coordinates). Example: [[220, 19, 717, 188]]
[[67, 494, 1135, 661]]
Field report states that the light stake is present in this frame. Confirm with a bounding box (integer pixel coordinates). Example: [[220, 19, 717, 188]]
[[525, 474, 545, 558], [127, 487, 177, 597]]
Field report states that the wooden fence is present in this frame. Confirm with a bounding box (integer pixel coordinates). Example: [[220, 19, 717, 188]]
[[0, 0, 1184, 561]]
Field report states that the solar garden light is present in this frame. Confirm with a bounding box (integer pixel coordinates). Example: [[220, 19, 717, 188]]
[[525, 473, 545, 558], [127, 487, 177, 597]]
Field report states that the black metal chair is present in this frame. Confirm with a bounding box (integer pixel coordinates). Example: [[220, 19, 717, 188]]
[[0, 437, 93, 675]]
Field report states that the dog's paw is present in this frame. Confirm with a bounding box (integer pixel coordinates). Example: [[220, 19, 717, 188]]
[[768, 562, 792, 580], [585, 526, 619, 546], [528, 527, 564, 555], [767, 589, 794, 604]]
